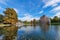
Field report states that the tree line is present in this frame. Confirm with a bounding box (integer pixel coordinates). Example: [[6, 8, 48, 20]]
[[50, 16, 60, 24], [20, 16, 60, 25]]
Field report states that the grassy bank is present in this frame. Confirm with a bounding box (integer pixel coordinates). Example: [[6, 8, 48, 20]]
[[51, 23, 60, 25], [0, 24, 10, 27]]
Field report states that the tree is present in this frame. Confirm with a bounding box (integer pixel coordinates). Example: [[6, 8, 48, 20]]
[[33, 19, 36, 26], [59, 18, 60, 22], [0, 14, 4, 23], [30, 20, 33, 26], [53, 16, 59, 23], [18, 20, 22, 22], [3, 8, 18, 24], [23, 21, 28, 25], [54, 16, 59, 21]]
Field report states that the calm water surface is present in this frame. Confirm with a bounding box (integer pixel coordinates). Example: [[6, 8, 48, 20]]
[[0, 25, 60, 40], [17, 25, 60, 40]]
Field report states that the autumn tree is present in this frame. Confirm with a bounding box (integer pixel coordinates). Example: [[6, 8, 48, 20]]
[[3, 8, 18, 24]]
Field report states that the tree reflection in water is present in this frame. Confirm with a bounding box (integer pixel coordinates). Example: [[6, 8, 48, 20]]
[[3, 26, 18, 40], [40, 24, 50, 32], [39, 24, 50, 40]]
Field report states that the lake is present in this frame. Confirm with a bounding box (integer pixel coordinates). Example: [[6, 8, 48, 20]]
[[0, 25, 60, 40]]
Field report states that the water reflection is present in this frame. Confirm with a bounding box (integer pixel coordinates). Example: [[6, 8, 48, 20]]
[[1, 26, 18, 40], [40, 24, 50, 32], [17, 25, 60, 40], [0, 25, 60, 40]]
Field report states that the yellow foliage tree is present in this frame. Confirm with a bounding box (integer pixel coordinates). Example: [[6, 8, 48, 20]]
[[3, 8, 18, 24]]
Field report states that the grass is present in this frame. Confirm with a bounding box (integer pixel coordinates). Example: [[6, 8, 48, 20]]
[[0, 24, 10, 27]]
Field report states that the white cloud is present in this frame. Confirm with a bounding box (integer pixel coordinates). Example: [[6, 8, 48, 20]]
[[50, 6, 60, 12], [0, 7, 4, 10], [42, 0, 50, 3], [18, 13, 39, 21], [39, 10, 43, 14], [54, 12, 60, 17], [50, 6, 60, 18], [51, 12, 60, 18], [0, 0, 8, 5], [18, 13, 32, 21], [43, 0, 60, 8], [14, 8, 19, 13], [0, 7, 5, 15], [50, 16, 54, 19], [52, 4, 58, 7]]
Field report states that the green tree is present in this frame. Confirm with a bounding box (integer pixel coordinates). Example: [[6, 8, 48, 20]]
[[30, 20, 33, 26], [18, 20, 22, 22], [33, 19, 36, 26], [50, 18, 53, 23], [59, 18, 60, 23], [23, 21, 28, 25], [53, 16, 59, 23], [0, 14, 4, 23]]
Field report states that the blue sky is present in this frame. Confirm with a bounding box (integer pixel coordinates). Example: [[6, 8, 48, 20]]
[[0, 0, 60, 21]]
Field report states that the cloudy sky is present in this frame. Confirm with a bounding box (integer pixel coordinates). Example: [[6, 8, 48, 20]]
[[0, 0, 60, 21]]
